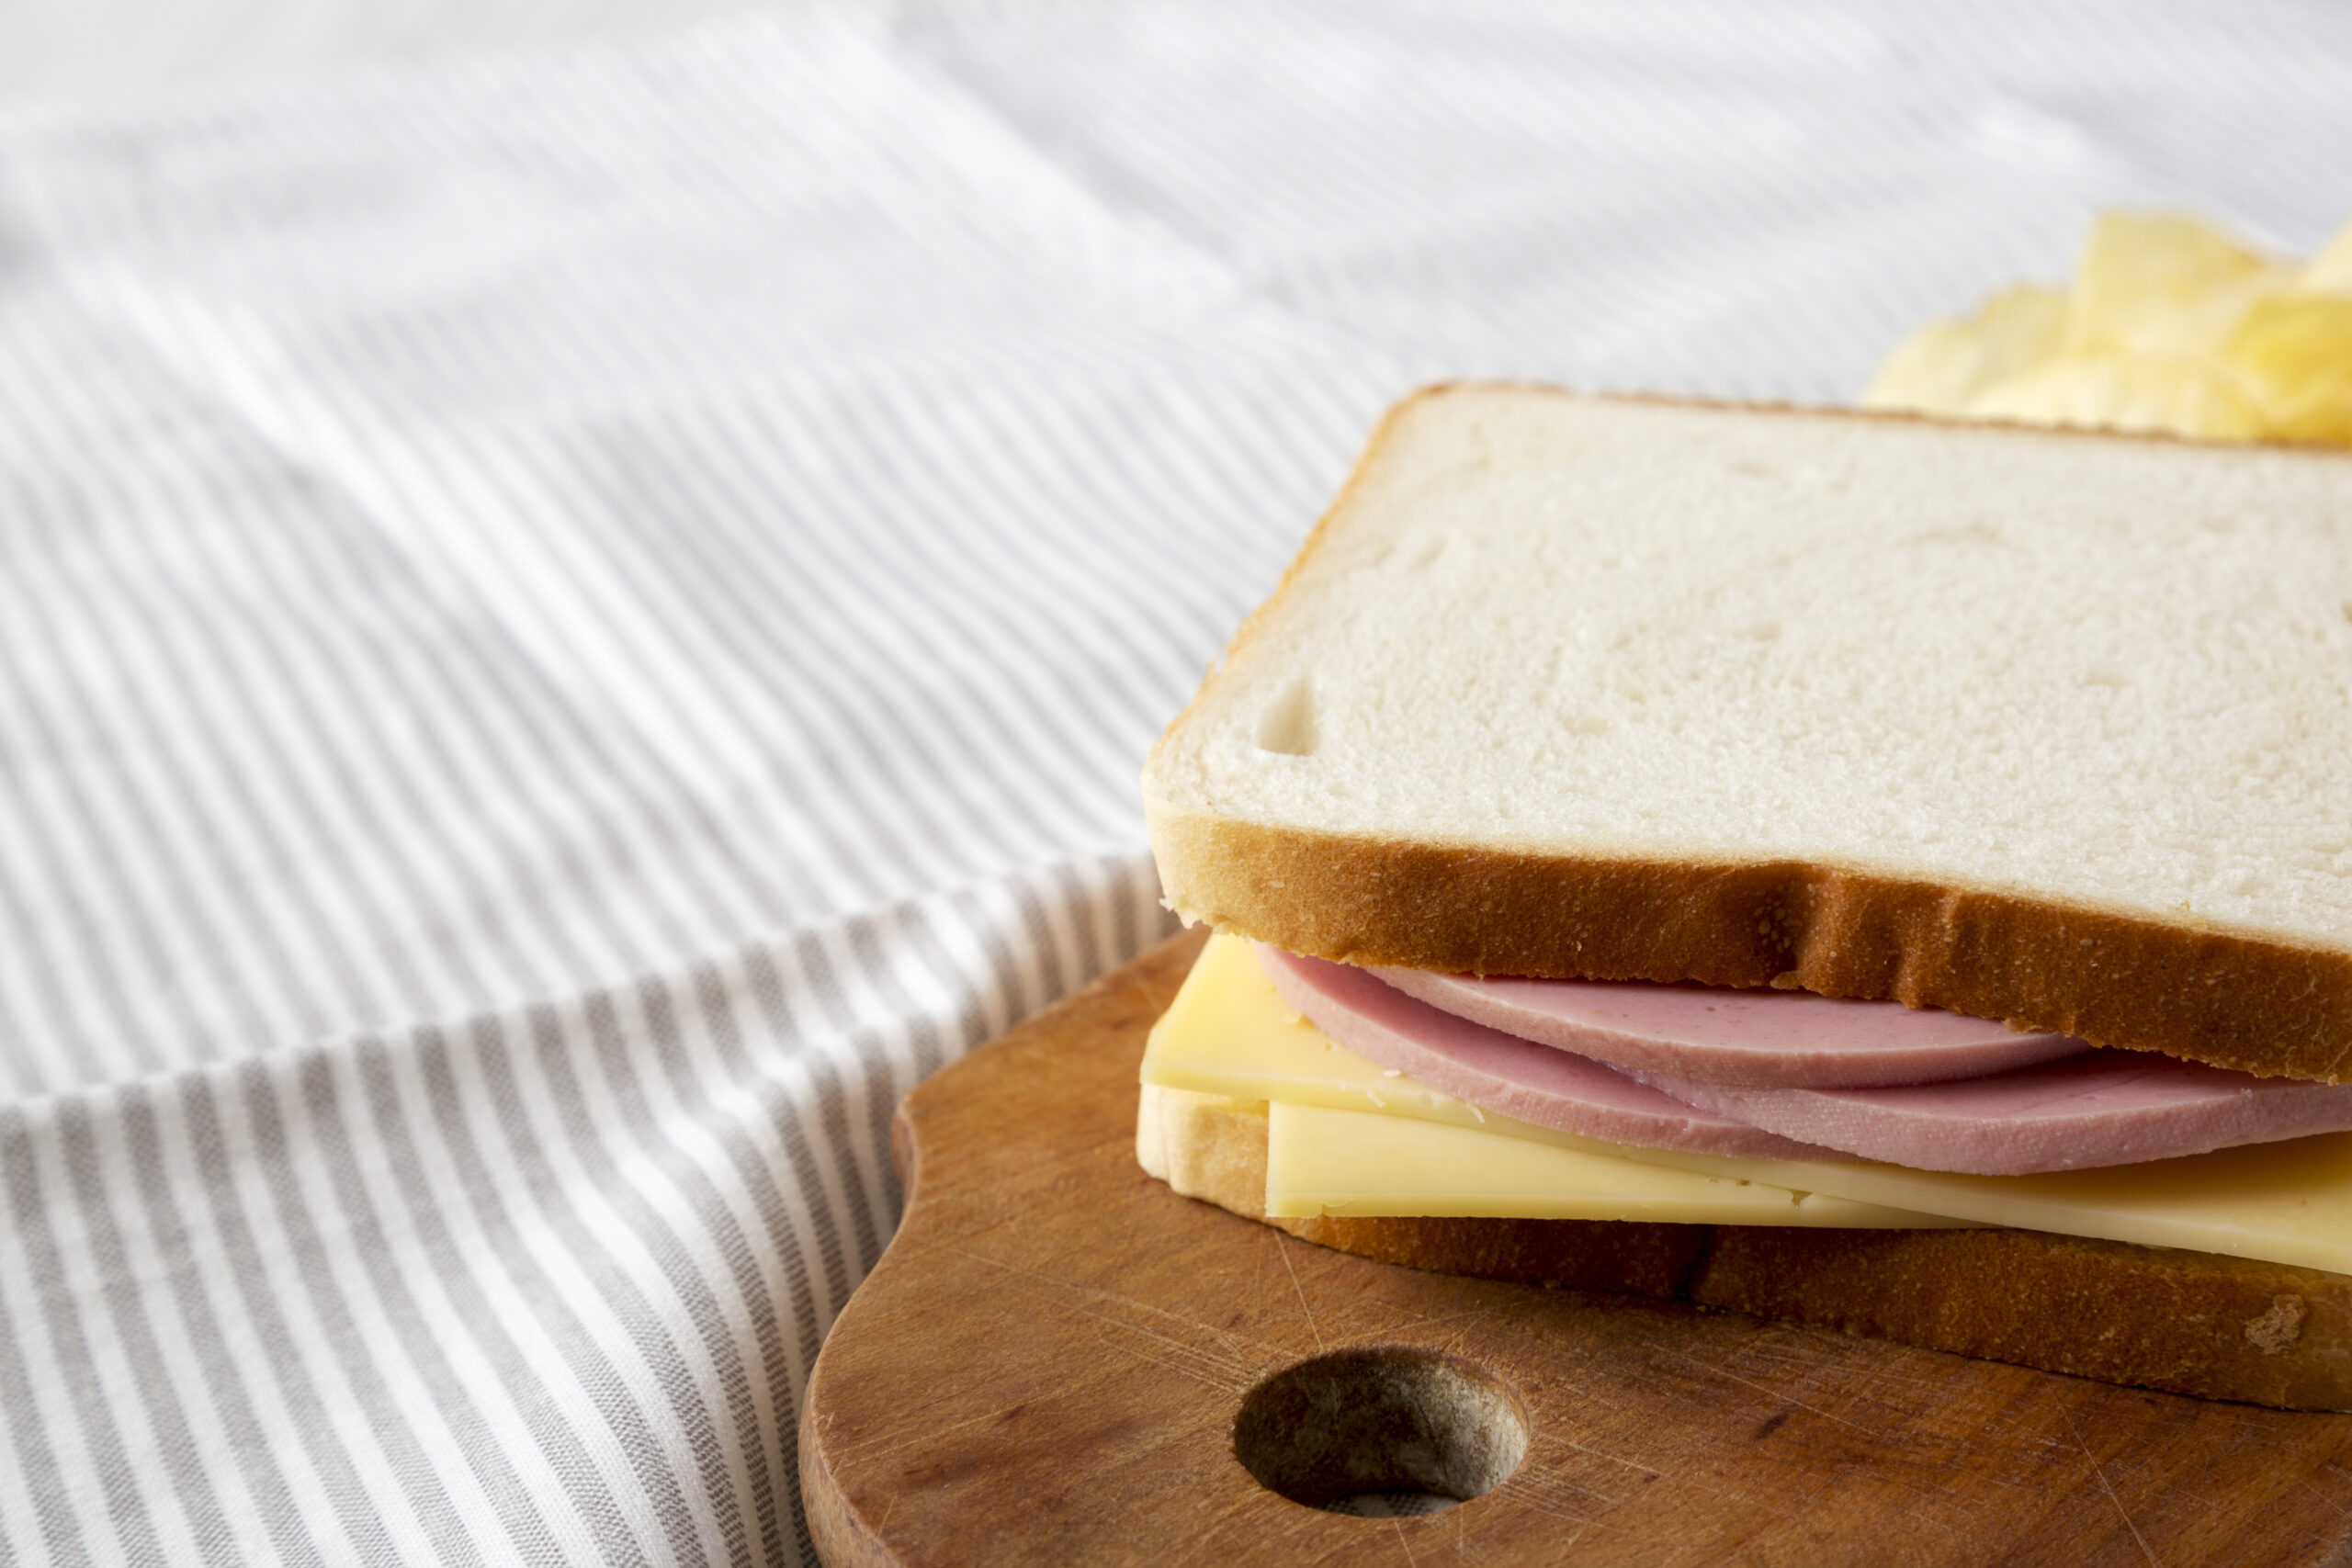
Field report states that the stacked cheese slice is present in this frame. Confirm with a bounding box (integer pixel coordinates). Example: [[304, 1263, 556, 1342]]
[[1142, 935, 2352, 1275]]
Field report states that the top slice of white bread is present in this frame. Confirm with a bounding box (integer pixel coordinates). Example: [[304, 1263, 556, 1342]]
[[1143, 387, 2352, 1081]]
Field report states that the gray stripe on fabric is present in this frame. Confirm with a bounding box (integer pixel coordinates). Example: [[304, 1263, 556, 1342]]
[[352, 1030, 667, 1564], [14, 359, 316, 1062], [596, 397, 1046, 882], [192, 439, 560, 1006], [0, 731, 132, 1091], [51, 1100, 246, 1567], [0, 1109, 166, 1564], [567, 987, 769, 1568], [68, 455, 393, 1039], [413, 1014, 681, 1568], [77, 290, 672, 1002], [507, 1002, 738, 1568], [0, 527, 202, 1085], [228, 415, 685, 984], [0, 1213, 96, 1568], [230, 1064, 487, 1566], [114, 1084, 332, 1568], [175, 1075, 400, 1561], [299, 1046, 567, 1562], [633, 972, 812, 1567], [765, 937, 885, 1280], [616, 399, 974, 896]]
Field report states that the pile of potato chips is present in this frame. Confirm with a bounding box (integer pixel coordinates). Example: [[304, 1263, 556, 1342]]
[[1865, 214, 2352, 448]]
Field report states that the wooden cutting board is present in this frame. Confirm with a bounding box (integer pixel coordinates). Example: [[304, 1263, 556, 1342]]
[[799, 931, 2352, 1566]]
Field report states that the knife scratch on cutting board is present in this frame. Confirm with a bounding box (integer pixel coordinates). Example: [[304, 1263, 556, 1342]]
[[1526, 1431, 1661, 1484], [2066, 1416, 2158, 1568], [1074, 1312, 1260, 1393], [1269, 1227, 1329, 1352], [888, 1262, 1272, 1400], [1507, 1464, 1634, 1514], [920, 1237, 1294, 1372], [1661, 1351, 1877, 1437], [1493, 1482, 1623, 1536], [831, 1396, 1065, 1464]]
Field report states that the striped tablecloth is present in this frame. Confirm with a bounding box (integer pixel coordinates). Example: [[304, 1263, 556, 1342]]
[[1, 1, 2346, 1561]]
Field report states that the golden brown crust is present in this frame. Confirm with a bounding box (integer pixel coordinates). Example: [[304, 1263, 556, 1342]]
[[1692, 1227, 2352, 1413], [1150, 811, 2352, 1082]]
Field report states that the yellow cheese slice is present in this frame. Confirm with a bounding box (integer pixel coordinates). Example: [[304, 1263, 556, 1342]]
[[1601, 1133, 2352, 1275], [1264, 1100, 1971, 1225], [1148, 935, 1952, 1229], [1146, 935, 2352, 1273], [1142, 931, 1496, 1126]]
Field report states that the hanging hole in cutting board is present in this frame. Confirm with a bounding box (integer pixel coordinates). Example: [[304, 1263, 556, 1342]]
[[1232, 1347, 1530, 1517]]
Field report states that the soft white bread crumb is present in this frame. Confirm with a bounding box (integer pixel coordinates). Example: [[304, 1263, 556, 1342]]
[[1143, 388, 2352, 1077]]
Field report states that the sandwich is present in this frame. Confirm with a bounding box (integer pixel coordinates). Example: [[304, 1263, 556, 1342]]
[[1134, 385, 2352, 1409]]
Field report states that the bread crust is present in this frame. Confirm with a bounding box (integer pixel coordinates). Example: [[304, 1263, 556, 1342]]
[[1140, 1085, 2352, 1409], [1149, 808, 2352, 1085], [1695, 1226, 2352, 1413]]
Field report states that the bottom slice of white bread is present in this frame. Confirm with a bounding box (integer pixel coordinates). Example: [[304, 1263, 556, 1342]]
[[1139, 1084, 2352, 1411], [1142, 388, 2352, 1081]]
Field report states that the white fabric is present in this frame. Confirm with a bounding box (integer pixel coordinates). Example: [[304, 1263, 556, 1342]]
[[0, 1, 2345, 1561]]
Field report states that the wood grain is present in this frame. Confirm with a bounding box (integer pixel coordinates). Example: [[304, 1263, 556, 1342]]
[[800, 931, 2352, 1566]]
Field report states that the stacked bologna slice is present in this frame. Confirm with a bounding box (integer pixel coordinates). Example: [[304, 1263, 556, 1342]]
[[1257, 947, 2352, 1175]]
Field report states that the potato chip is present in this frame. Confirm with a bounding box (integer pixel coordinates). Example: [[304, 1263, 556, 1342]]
[[1863, 287, 2065, 413], [2228, 293, 2352, 446], [2301, 219, 2352, 295], [1864, 209, 2351, 449], [1965, 351, 2265, 442], [2067, 213, 2288, 357]]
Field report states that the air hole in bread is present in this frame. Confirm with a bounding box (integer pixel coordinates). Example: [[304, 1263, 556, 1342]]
[[1232, 1348, 1528, 1516], [1256, 677, 1319, 757]]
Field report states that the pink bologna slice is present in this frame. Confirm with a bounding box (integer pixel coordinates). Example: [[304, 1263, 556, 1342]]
[[1374, 967, 2090, 1089], [1633, 1055, 2352, 1175], [1256, 946, 1852, 1162]]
